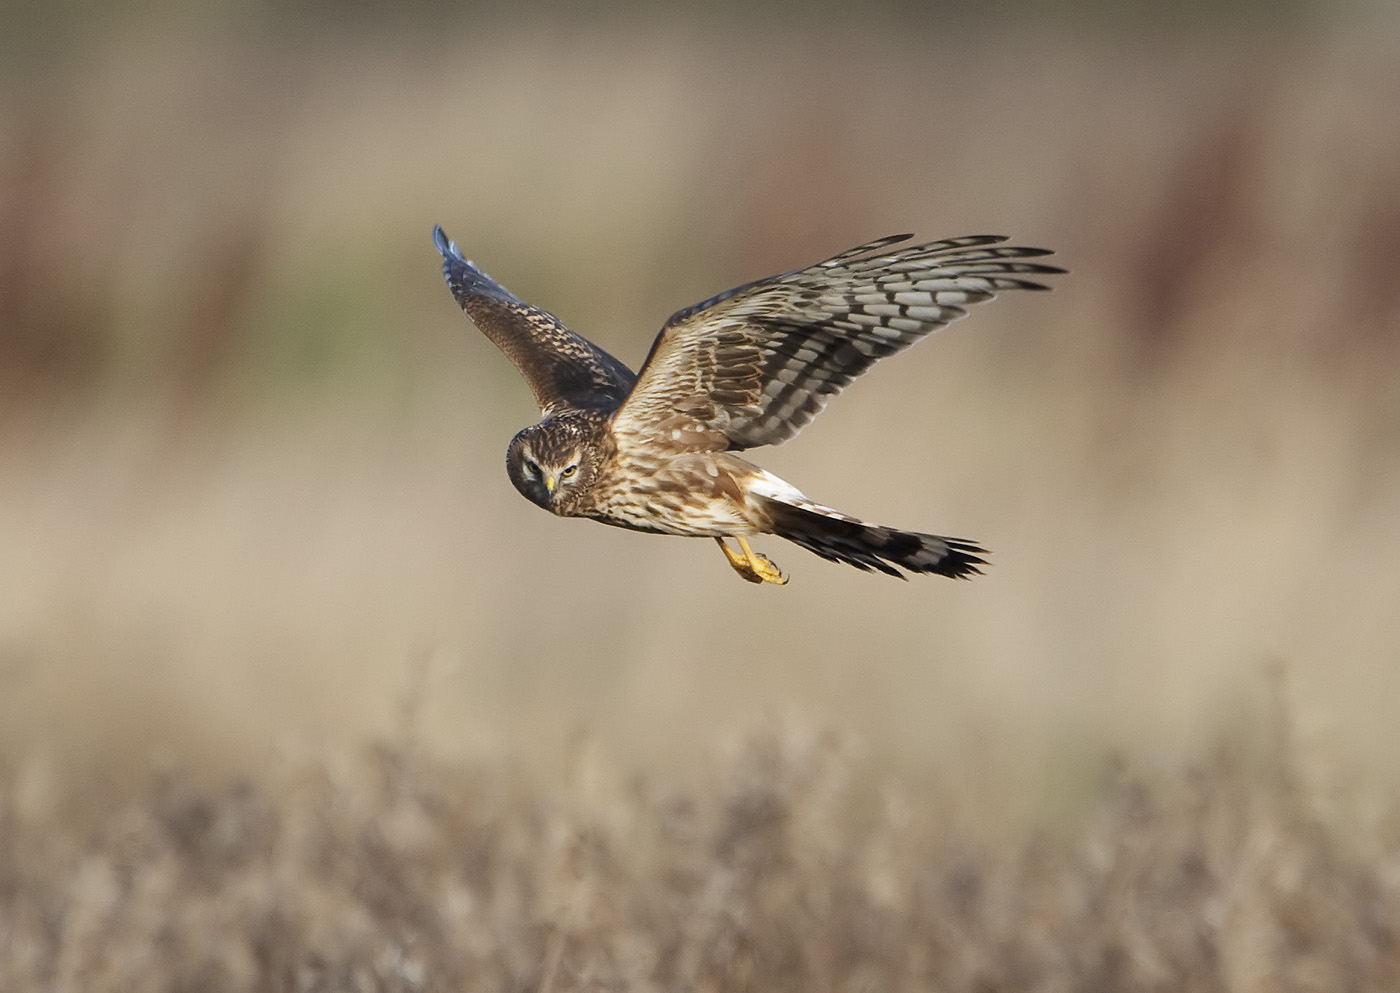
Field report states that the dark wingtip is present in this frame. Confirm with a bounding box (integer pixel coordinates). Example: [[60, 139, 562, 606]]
[[944, 539, 988, 579], [432, 224, 457, 260]]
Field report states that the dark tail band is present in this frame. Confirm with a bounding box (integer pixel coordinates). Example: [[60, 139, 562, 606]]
[[762, 500, 986, 580]]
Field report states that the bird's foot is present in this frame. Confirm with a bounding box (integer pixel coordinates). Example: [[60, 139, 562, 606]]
[[715, 536, 788, 585]]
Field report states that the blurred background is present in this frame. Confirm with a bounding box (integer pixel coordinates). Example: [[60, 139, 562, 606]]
[[2, 0, 1398, 825]]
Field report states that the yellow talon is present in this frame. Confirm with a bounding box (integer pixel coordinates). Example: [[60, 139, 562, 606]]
[[715, 536, 788, 585]]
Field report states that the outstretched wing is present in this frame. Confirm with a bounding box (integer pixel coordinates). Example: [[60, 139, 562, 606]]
[[434, 226, 636, 416], [610, 234, 1063, 452]]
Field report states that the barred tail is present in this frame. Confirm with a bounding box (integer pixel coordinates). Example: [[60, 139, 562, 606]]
[[761, 498, 986, 580]]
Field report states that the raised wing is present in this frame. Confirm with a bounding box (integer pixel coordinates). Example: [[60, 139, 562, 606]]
[[610, 234, 1063, 451], [434, 226, 636, 416]]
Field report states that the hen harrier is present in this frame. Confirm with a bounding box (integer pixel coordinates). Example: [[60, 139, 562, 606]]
[[434, 227, 1062, 584]]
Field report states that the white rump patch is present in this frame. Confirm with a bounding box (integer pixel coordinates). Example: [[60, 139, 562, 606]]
[[747, 469, 809, 504], [747, 470, 852, 521]]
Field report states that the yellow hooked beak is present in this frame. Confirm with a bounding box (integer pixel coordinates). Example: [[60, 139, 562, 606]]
[[544, 474, 557, 495]]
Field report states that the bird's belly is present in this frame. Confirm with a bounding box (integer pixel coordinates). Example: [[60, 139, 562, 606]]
[[595, 502, 750, 537], [584, 456, 757, 537]]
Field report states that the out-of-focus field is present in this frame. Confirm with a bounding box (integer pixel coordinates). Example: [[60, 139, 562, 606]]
[[5, 702, 1400, 991], [2, 5, 1400, 988]]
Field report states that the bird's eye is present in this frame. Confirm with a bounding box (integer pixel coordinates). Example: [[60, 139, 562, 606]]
[[561, 464, 578, 478], [523, 459, 538, 476]]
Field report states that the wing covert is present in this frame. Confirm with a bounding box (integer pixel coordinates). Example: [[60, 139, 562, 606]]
[[434, 226, 636, 415], [610, 234, 1064, 451]]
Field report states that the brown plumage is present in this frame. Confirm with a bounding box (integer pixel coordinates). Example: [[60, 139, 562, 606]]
[[433, 227, 1062, 583]]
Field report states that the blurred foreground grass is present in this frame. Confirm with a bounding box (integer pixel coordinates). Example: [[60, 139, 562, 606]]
[[4, 690, 1398, 991]]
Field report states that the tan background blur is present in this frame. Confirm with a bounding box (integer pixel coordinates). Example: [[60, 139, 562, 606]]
[[2, 0, 1398, 823]]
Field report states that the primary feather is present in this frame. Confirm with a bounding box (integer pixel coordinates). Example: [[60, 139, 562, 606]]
[[611, 234, 1064, 452]]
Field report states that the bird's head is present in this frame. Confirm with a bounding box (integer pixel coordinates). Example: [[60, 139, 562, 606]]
[[506, 419, 600, 514]]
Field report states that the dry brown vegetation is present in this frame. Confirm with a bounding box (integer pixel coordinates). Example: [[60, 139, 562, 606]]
[[5, 693, 1400, 992], [3, 6, 1400, 989]]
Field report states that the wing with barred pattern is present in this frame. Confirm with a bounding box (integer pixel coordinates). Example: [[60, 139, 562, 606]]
[[434, 226, 636, 416], [610, 234, 1063, 452]]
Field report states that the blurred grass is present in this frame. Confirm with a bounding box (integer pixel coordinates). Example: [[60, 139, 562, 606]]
[[4, 693, 1399, 991], [1, 10, 1400, 972]]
